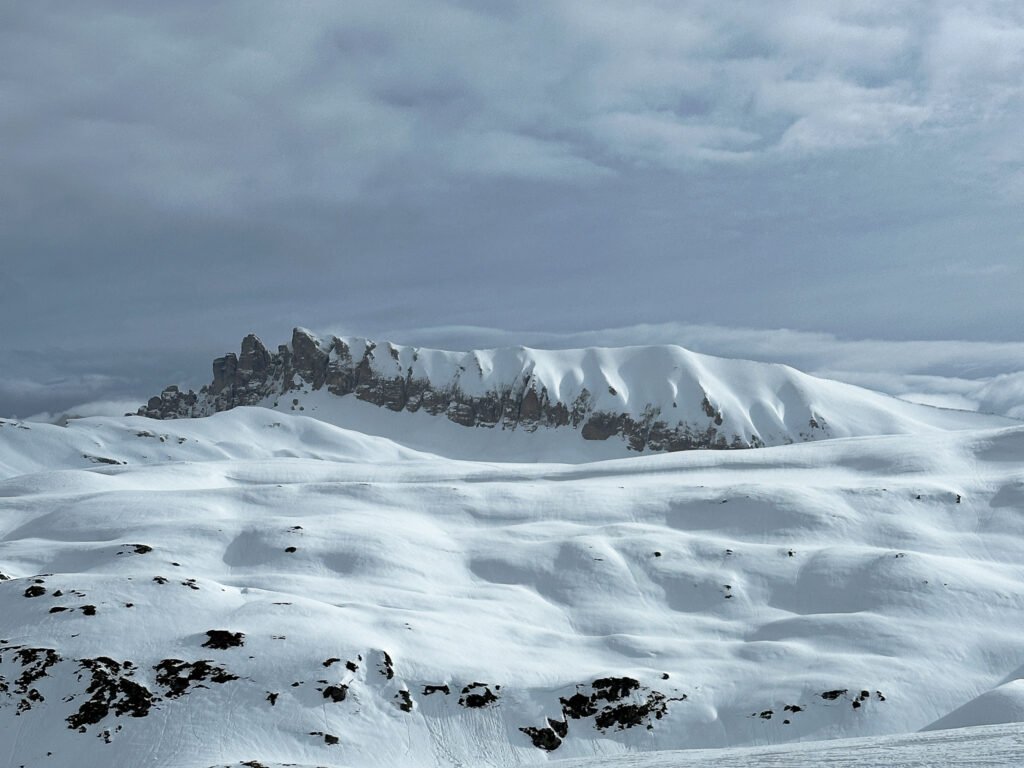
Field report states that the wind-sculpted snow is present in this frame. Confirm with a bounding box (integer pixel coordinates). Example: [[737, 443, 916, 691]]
[[137, 329, 1012, 460], [2, 409, 1024, 765]]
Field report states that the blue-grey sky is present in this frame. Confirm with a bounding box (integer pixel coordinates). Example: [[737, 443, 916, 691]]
[[2, 1, 1023, 418]]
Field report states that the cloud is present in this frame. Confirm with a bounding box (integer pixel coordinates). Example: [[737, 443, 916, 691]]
[[924, 8, 1024, 116], [3, 0, 1023, 209], [24, 399, 142, 425], [2, 2, 1023, 417], [589, 112, 761, 165], [976, 372, 1024, 420], [768, 78, 930, 152], [450, 131, 612, 181]]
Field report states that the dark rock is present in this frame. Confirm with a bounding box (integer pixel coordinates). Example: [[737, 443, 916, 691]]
[[594, 693, 667, 731], [395, 689, 413, 712], [459, 682, 498, 708], [581, 412, 622, 441], [211, 354, 238, 395], [239, 334, 271, 377], [560, 692, 598, 719], [592, 677, 640, 702], [821, 689, 848, 700], [153, 659, 238, 698], [12, 647, 62, 700], [559, 677, 683, 733], [23, 585, 46, 598], [520, 726, 562, 751], [322, 685, 348, 702], [291, 328, 329, 389], [309, 731, 339, 746], [83, 454, 123, 465], [202, 630, 245, 650], [66, 657, 153, 730], [423, 684, 450, 696], [380, 651, 394, 679]]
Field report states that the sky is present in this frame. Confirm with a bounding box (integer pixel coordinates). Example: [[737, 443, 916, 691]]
[[2, 1, 1023, 418]]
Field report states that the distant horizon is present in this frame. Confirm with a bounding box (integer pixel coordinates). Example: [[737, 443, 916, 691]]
[[9, 321, 1024, 423]]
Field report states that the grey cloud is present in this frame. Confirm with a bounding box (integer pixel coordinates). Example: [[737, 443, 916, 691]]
[[2, 2, 1023, 418], [4, 0, 1023, 206]]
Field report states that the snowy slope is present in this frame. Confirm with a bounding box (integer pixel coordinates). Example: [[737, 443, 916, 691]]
[[3, 408, 1024, 766]]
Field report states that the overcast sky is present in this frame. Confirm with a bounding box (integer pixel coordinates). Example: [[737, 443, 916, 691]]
[[2, 1, 1023, 418]]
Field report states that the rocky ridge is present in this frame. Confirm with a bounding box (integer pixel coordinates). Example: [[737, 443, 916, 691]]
[[138, 329, 805, 452], [138, 327, 1005, 454]]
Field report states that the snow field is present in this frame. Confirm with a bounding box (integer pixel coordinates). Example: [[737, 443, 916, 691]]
[[1, 409, 1024, 766]]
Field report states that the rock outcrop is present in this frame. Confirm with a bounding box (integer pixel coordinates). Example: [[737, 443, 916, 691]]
[[137, 328, 836, 452]]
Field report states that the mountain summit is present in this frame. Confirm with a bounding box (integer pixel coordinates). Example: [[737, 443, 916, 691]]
[[139, 328, 1007, 457]]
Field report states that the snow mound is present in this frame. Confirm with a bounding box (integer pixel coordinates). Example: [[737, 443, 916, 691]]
[[0, 409, 432, 481], [924, 680, 1024, 731]]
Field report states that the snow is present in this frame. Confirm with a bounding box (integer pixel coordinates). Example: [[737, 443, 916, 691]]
[[564, 722, 1024, 767], [2, 406, 1024, 766]]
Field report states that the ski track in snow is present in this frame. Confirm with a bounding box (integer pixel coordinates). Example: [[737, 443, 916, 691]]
[[1, 407, 1024, 766]]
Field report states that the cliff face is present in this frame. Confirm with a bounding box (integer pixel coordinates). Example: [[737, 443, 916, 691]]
[[138, 328, 775, 452]]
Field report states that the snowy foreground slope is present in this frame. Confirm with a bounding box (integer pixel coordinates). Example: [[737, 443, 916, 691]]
[[2, 409, 1024, 766]]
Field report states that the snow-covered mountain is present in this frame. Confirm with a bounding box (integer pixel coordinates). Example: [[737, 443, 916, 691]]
[[3, 403, 1024, 766], [138, 329, 1011, 461]]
